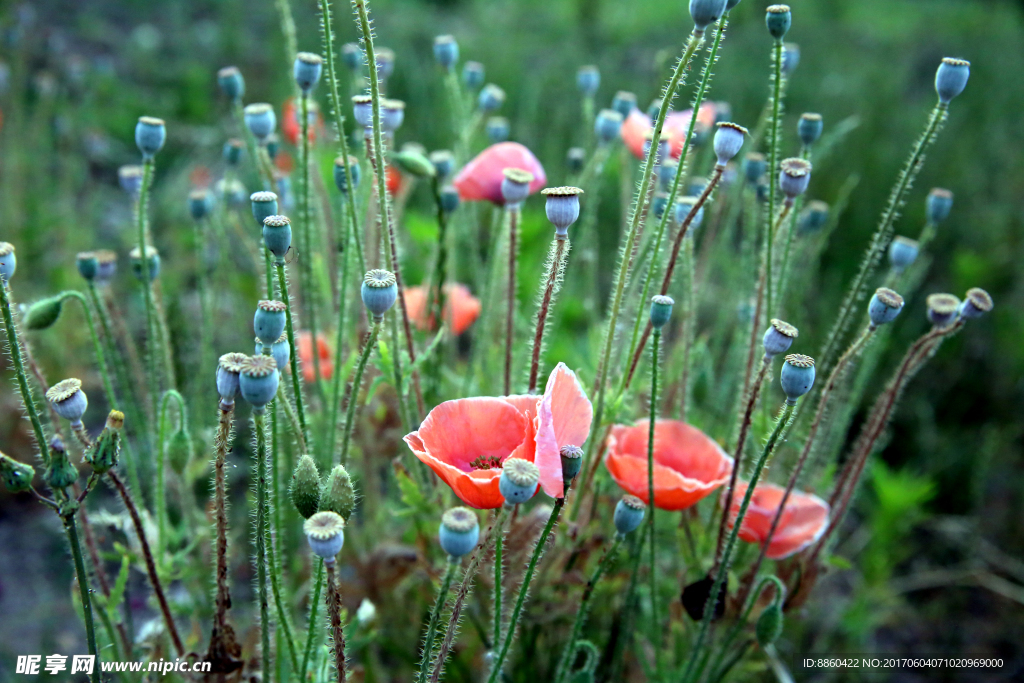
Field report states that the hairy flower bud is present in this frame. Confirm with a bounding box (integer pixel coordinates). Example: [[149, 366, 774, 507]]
[[0, 451, 35, 493], [86, 410, 123, 474], [291, 454, 321, 519]]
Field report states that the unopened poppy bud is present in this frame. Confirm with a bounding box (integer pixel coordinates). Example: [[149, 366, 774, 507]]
[[675, 197, 705, 229], [76, 251, 98, 282], [429, 150, 455, 179], [251, 191, 279, 228], [167, 427, 192, 476], [690, 0, 728, 31], [462, 61, 485, 89], [290, 455, 321, 519], [216, 352, 247, 406], [935, 58, 969, 104], [887, 236, 919, 273], [756, 603, 784, 647], [613, 495, 645, 535], [779, 158, 812, 200], [342, 43, 363, 71], [797, 200, 829, 235], [382, 99, 405, 132], [0, 242, 16, 282], [238, 354, 279, 411], [254, 300, 287, 347], [244, 103, 276, 142], [24, 294, 65, 330], [439, 507, 480, 558], [223, 138, 244, 166], [305, 511, 345, 561], [566, 147, 586, 174], [333, 156, 361, 195], [321, 464, 357, 520], [595, 109, 623, 144], [926, 188, 953, 225], [652, 192, 669, 220], [189, 189, 212, 221], [440, 185, 460, 213], [433, 35, 459, 70], [560, 445, 584, 483], [294, 52, 323, 93], [762, 319, 798, 359], [780, 354, 815, 404], [135, 116, 166, 158], [44, 436, 78, 490], [499, 458, 540, 504], [868, 288, 905, 328], [376, 48, 396, 80], [0, 452, 34, 493], [958, 287, 993, 320], [926, 293, 961, 328], [501, 168, 534, 207], [577, 65, 600, 96], [765, 4, 791, 40], [743, 153, 766, 184], [782, 43, 800, 76], [486, 116, 510, 143], [394, 148, 436, 178], [713, 122, 747, 166], [119, 165, 144, 196], [361, 269, 398, 322], [797, 113, 823, 147], [262, 215, 292, 263], [650, 294, 675, 330], [217, 66, 245, 101], [542, 187, 584, 238], [612, 90, 637, 118], [478, 83, 505, 112]]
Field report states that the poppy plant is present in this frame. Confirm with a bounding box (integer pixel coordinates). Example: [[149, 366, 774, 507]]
[[403, 283, 482, 336], [404, 363, 592, 508], [620, 102, 718, 160], [724, 482, 830, 560], [605, 419, 732, 510], [297, 330, 333, 383], [453, 141, 547, 205]]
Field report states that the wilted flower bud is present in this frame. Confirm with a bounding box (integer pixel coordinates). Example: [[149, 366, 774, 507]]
[[321, 464, 357, 520], [779, 158, 812, 200], [781, 43, 800, 76], [342, 43, 363, 71], [217, 66, 245, 101], [0, 451, 35, 493], [189, 189, 212, 221], [577, 65, 600, 96], [959, 287, 993, 319], [762, 319, 798, 359], [393, 148, 436, 178], [305, 511, 345, 561], [780, 354, 815, 404], [439, 507, 480, 558], [23, 294, 65, 330], [560, 444, 584, 484], [333, 156, 362, 195], [486, 116, 510, 143], [223, 138, 244, 166], [935, 58, 970, 104], [797, 200, 829, 235], [254, 300, 288, 348], [44, 436, 78, 490], [868, 288, 905, 328], [294, 52, 323, 93], [84, 410, 123, 474], [440, 185, 460, 213], [499, 458, 540, 505], [263, 215, 293, 263], [238, 354, 279, 411], [713, 122, 747, 166], [888, 236, 919, 273], [650, 294, 675, 330], [501, 168, 534, 206], [0, 242, 16, 282], [290, 455, 320, 519], [463, 61, 485, 89], [612, 90, 637, 118], [382, 99, 405, 132], [613, 495, 645, 535], [433, 35, 459, 70], [566, 147, 586, 175], [361, 269, 398, 322], [595, 109, 623, 144], [216, 352, 247, 407], [765, 4, 792, 40], [478, 83, 505, 112], [926, 293, 961, 328], [542, 187, 584, 238], [690, 0, 728, 31], [797, 113, 823, 147], [743, 153, 766, 184], [926, 188, 953, 225], [243, 103, 276, 142], [135, 116, 166, 158]]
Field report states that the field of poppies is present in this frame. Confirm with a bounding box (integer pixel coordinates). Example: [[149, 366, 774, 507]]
[[0, 0, 1022, 681]]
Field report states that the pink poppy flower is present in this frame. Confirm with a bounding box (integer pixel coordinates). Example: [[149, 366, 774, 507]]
[[725, 482, 830, 560], [453, 141, 546, 205]]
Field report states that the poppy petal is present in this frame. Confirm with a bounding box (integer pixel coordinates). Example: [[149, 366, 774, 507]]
[[414, 397, 529, 472]]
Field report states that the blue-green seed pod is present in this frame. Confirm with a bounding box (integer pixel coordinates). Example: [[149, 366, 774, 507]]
[[613, 495, 646, 535], [429, 150, 455, 180], [935, 58, 969, 104], [291, 454, 321, 519], [294, 52, 323, 93], [675, 197, 705, 229], [394, 148, 436, 178], [650, 294, 675, 330], [763, 319, 798, 359], [257, 333, 290, 375], [478, 83, 505, 112], [244, 103, 276, 142], [44, 436, 78, 490], [713, 122, 747, 166], [780, 354, 815, 404], [462, 61, 485, 89], [0, 451, 35, 493], [657, 161, 678, 192], [797, 113, 823, 147], [266, 134, 281, 161], [577, 65, 600, 96], [334, 156, 362, 195], [501, 168, 533, 206], [756, 603, 784, 647], [440, 185, 460, 214], [765, 5, 792, 40], [239, 354, 279, 410], [361, 269, 398, 322], [690, 0, 728, 31], [959, 287, 993, 320], [76, 251, 98, 282], [262, 215, 292, 263], [129, 246, 160, 282], [868, 288, 904, 328], [216, 352, 247, 406], [382, 99, 405, 132], [595, 109, 623, 144], [499, 458, 540, 505], [888, 236, 919, 272], [305, 511, 345, 560], [342, 43, 363, 71], [755, 182, 770, 203], [251, 191, 279, 228], [560, 445, 584, 483], [135, 116, 166, 158], [95, 250, 117, 283], [215, 178, 247, 209], [85, 410, 123, 475], [439, 507, 480, 558], [23, 295, 64, 330], [46, 378, 88, 427], [612, 90, 637, 118], [782, 43, 800, 76], [652, 192, 669, 220], [926, 293, 961, 328], [542, 187, 584, 238], [779, 158, 812, 199], [486, 116, 510, 143], [118, 165, 143, 196], [0, 242, 16, 281], [926, 188, 953, 225], [433, 35, 459, 70], [321, 464, 358, 520], [376, 48, 396, 80], [217, 66, 244, 100], [254, 300, 287, 347], [743, 153, 766, 184], [797, 200, 829, 235], [223, 138, 243, 166], [567, 147, 586, 175], [189, 189, 212, 221], [352, 95, 373, 129]]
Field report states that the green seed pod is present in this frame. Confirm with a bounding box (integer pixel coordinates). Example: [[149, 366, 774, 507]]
[[76, 251, 99, 282], [44, 436, 79, 490], [167, 428, 192, 476], [393, 148, 436, 179], [756, 603, 784, 647], [23, 294, 65, 330], [291, 454, 321, 519], [0, 451, 35, 493], [86, 410, 123, 474], [320, 464, 357, 520]]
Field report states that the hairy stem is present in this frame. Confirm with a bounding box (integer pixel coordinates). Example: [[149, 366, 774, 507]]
[[527, 238, 569, 394], [276, 263, 311, 445], [64, 514, 102, 683], [504, 206, 519, 396], [326, 560, 347, 683], [340, 322, 381, 465], [765, 38, 785, 320], [253, 411, 272, 683], [417, 557, 459, 683]]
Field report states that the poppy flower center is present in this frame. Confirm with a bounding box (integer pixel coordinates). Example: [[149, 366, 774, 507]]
[[469, 455, 502, 470]]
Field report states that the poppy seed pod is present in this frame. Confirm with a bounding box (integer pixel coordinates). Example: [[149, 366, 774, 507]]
[[743, 153, 766, 184], [542, 186, 584, 238], [797, 200, 829, 235], [613, 495, 646, 536], [577, 65, 600, 96], [44, 436, 78, 490], [76, 251, 98, 282], [0, 452, 35, 493], [500, 168, 534, 206], [262, 215, 292, 263], [652, 192, 669, 220], [612, 90, 637, 118], [256, 333, 290, 374], [643, 133, 670, 167], [868, 288, 905, 328], [135, 116, 166, 158], [429, 150, 455, 179], [462, 61, 485, 89], [129, 246, 160, 282], [888, 236, 919, 272], [243, 103, 276, 142], [333, 156, 362, 196], [959, 287, 993, 319], [797, 113, 823, 148], [94, 250, 118, 283], [650, 294, 675, 330], [478, 83, 506, 113], [342, 42, 363, 71], [675, 197, 704, 229], [713, 122, 748, 166], [756, 603, 784, 647], [361, 269, 398, 322], [266, 134, 281, 160], [439, 507, 480, 558], [216, 352, 247, 406], [560, 444, 584, 483], [394, 148, 436, 178], [926, 188, 954, 225], [499, 458, 540, 505], [780, 354, 815, 404], [251, 191, 279, 229], [486, 116, 510, 143], [217, 66, 245, 101], [215, 178, 247, 209], [85, 410, 124, 474], [765, 5, 792, 40], [239, 354, 279, 411], [779, 158, 812, 200], [657, 161, 678, 192], [382, 99, 405, 132], [595, 109, 623, 144], [0, 242, 16, 281], [23, 295, 64, 330], [763, 318, 798, 359], [927, 293, 961, 327], [376, 48, 396, 80], [188, 189, 212, 221], [254, 300, 287, 347], [294, 52, 324, 93], [440, 185, 460, 213], [119, 165, 144, 196], [321, 464, 357, 520], [566, 147, 586, 174], [304, 511, 346, 561], [291, 455, 321, 519], [433, 35, 459, 70], [782, 43, 800, 75], [47, 378, 88, 427], [223, 138, 244, 166], [935, 58, 970, 104], [690, 0, 728, 31]]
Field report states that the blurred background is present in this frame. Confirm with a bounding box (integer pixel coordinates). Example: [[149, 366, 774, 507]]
[[0, 0, 1022, 680]]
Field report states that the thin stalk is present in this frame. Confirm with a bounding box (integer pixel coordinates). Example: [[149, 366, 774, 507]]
[[765, 38, 785, 320], [301, 559, 325, 683], [267, 517, 300, 673], [384, 194, 426, 417], [504, 206, 520, 396], [0, 281, 49, 461], [339, 322, 381, 465], [135, 159, 160, 419], [647, 330, 662, 674], [527, 237, 569, 393], [493, 525, 504, 649], [253, 411, 272, 683], [194, 218, 213, 396], [208, 403, 238, 667], [274, 0, 298, 63], [64, 514, 101, 683], [328, 197, 355, 458], [678, 235, 696, 421], [417, 557, 459, 683], [276, 263, 311, 444], [156, 389, 186, 566], [774, 145, 812, 310], [704, 576, 786, 683], [326, 560, 347, 683], [300, 93, 323, 388]]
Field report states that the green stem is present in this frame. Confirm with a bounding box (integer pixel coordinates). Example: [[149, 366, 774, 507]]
[[328, 197, 355, 459], [493, 523, 504, 647], [274, 0, 298, 63], [135, 158, 160, 419], [417, 557, 459, 683], [0, 281, 49, 461], [527, 237, 569, 394], [156, 389, 186, 567], [326, 560, 348, 683], [705, 576, 786, 683], [765, 38, 785, 320], [504, 206, 519, 396], [64, 514, 102, 683], [253, 411, 272, 683], [647, 330, 661, 674], [339, 322, 381, 465], [300, 93, 323, 389], [267, 516, 300, 673], [276, 263, 311, 445], [301, 559, 325, 683]]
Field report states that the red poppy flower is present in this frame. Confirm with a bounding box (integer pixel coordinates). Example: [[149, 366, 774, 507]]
[[404, 363, 592, 508], [282, 97, 325, 146], [297, 331, 333, 383], [386, 163, 404, 196], [725, 482, 830, 560], [620, 102, 718, 161], [605, 419, 732, 510], [453, 141, 547, 205], [403, 283, 482, 336]]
